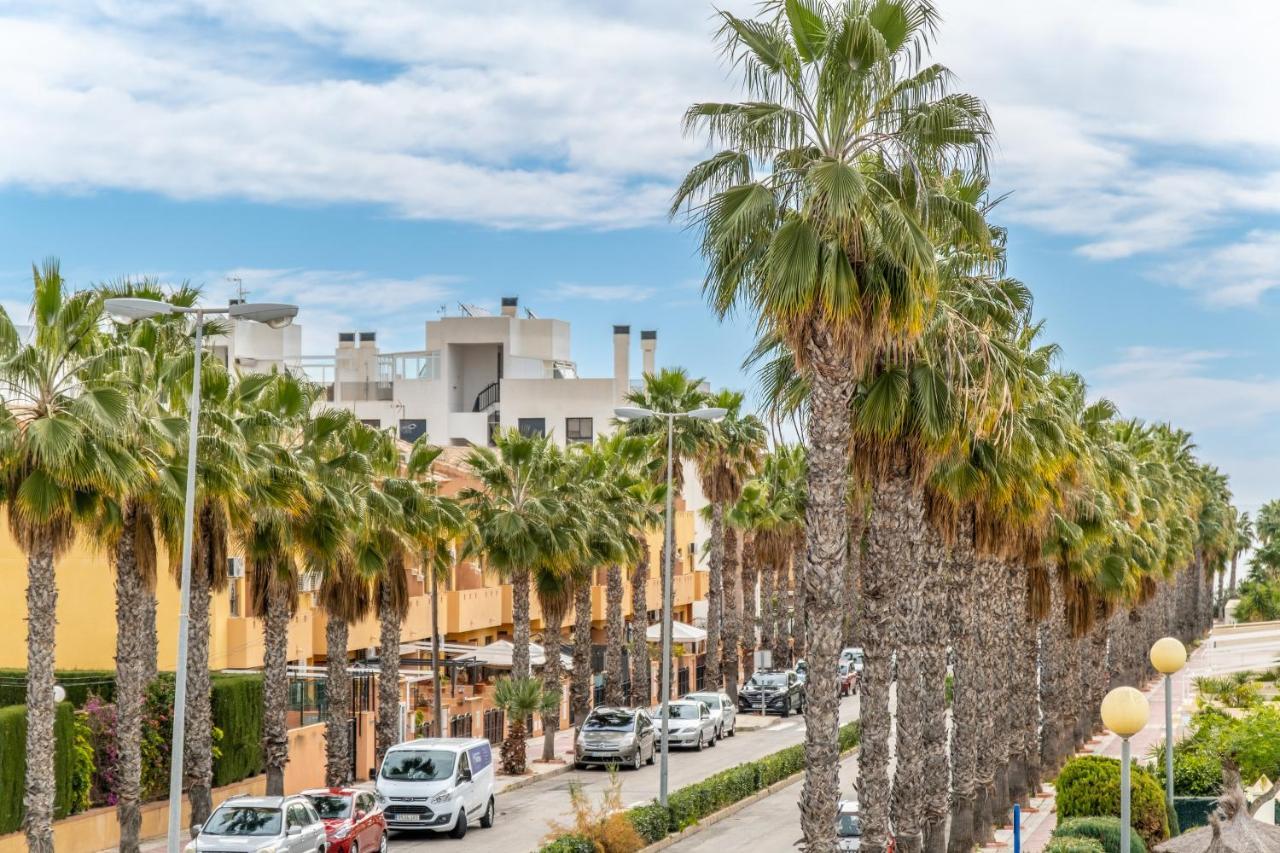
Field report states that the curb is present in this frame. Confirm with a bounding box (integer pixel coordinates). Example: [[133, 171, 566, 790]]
[[498, 759, 576, 794], [637, 742, 860, 852]]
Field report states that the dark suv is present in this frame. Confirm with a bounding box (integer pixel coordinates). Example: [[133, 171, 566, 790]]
[[737, 669, 804, 716]]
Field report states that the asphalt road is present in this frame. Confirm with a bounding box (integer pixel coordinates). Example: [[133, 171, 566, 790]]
[[385, 694, 861, 852]]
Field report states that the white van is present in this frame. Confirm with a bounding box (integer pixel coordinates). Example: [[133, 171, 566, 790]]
[[375, 737, 496, 839]]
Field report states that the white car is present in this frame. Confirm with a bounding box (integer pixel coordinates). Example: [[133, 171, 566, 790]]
[[376, 737, 496, 839], [683, 690, 736, 739], [837, 799, 863, 851], [186, 795, 326, 852], [654, 700, 718, 750], [840, 647, 865, 673]]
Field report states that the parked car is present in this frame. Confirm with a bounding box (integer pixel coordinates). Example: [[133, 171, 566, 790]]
[[840, 647, 865, 673], [738, 669, 804, 716], [186, 795, 326, 852], [574, 706, 656, 770], [836, 800, 895, 853], [654, 699, 718, 750], [838, 660, 859, 696], [375, 737, 496, 840], [683, 690, 736, 739], [303, 787, 387, 853]]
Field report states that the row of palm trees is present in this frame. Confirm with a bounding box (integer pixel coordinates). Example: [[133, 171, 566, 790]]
[[671, 3, 1243, 851], [5, 264, 786, 850]]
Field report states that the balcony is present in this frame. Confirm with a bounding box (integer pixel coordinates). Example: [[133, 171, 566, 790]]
[[446, 587, 503, 634]]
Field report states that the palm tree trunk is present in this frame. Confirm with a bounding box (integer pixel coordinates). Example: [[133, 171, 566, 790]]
[[760, 558, 777, 656], [705, 503, 725, 689], [630, 539, 652, 707], [376, 570, 401, 765], [142, 587, 158, 684], [431, 569, 443, 734], [771, 555, 789, 668], [114, 505, 146, 852], [740, 535, 759, 685], [184, 527, 216, 831], [263, 575, 291, 796], [1002, 563, 1029, 813], [722, 525, 742, 701], [844, 518, 864, 648], [571, 578, 593, 725], [512, 567, 532, 680], [918, 528, 949, 853], [946, 514, 979, 853], [23, 541, 57, 853], [604, 564, 626, 706], [1019, 604, 1043, 799], [790, 540, 807, 663], [541, 606, 566, 762], [324, 616, 352, 786], [971, 558, 1002, 845], [1039, 571, 1068, 775], [1228, 552, 1239, 598], [797, 341, 854, 853]]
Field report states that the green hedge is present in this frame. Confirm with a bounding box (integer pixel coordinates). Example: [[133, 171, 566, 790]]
[[0, 702, 83, 835], [538, 835, 595, 853], [0, 670, 116, 708], [625, 721, 859, 846], [211, 674, 264, 787], [1045, 839, 1106, 853], [1056, 756, 1168, 849], [1052, 817, 1146, 853]]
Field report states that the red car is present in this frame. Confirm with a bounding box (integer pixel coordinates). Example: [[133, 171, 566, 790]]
[[838, 660, 859, 696], [303, 787, 387, 853]]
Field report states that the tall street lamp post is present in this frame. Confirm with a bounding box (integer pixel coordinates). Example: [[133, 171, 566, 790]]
[[1100, 686, 1151, 853], [1150, 637, 1187, 812], [614, 404, 725, 807], [105, 297, 297, 852]]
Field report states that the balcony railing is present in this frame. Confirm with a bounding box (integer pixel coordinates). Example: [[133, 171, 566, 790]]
[[472, 381, 500, 412]]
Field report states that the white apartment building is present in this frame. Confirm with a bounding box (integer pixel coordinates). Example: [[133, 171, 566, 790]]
[[300, 297, 661, 449]]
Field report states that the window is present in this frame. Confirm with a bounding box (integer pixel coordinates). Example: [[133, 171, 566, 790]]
[[517, 417, 545, 438], [287, 803, 308, 828], [565, 417, 593, 443]]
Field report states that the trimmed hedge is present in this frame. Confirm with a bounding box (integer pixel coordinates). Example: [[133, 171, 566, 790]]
[[0, 670, 117, 708], [211, 674, 264, 787], [539, 835, 596, 853], [1045, 839, 1106, 853], [1053, 816, 1146, 853], [1056, 756, 1168, 849], [628, 721, 860, 846], [0, 702, 82, 835]]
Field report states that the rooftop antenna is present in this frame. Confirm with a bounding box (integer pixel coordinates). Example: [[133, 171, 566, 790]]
[[226, 276, 248, 302], [525, 307, 539, 319]]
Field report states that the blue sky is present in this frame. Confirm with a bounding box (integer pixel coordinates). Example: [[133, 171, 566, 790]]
[[2, 0, 1279, 518]]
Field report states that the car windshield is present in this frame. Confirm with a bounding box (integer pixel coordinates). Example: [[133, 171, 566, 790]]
[[661, 704, 700, 720], [838, 814, 863, 838], [839, 662, 851, 675], [381, 749, 456, 781], [749, 672, 788, 689], [203, 806, 282, 837], [306, 795, 352, 819], [584, 710, 635, 731], [685, 694, 718, 709]]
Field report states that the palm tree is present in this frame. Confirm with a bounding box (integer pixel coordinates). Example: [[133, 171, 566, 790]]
[[626, 476, 667, 707], [464, 429, 565, 680], [696, 390, 765, 698], [493, 676, 559, 776], [674, 3, 993, 848], [0, 262, 138, 851], [1228, 511, 1252, 600]]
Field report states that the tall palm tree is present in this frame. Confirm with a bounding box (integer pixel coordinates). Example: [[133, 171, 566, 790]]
[[0, 261, 139, 851], [674, 3, 992, 848], [626, 476, 667, 707]]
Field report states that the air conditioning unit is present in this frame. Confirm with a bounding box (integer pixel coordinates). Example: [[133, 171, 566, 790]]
[[227, 557, 245, 579]]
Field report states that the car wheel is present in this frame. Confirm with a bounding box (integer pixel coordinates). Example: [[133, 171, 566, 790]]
[[480, 797, 496, 828], [379, 831, 389, 853], [646, 743, 656, 765], [633, 748, 643, 770], [574, 760, 585, 770], [449, 810, 468, 839], [782, 700, 791, 718], [695, 732, 704, 751]]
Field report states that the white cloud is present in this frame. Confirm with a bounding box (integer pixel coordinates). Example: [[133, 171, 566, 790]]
[[542, 283, 656, 302], [1157, 230, 1280, 306]]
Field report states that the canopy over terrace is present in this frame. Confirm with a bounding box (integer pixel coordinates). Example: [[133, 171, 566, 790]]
[[457, 639, 573, 670], [646, 620, 707, 646]]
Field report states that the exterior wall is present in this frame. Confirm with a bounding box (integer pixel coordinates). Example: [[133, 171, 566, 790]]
[[498, 377, 618, 446]]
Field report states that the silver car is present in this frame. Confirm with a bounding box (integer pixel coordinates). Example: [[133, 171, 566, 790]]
[[185, 795, 327, 852], [654, 700, 717, 750], [683, 691, 736, 739], [575, 706, 656, 770]]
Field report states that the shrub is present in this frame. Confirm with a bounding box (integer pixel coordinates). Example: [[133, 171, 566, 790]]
[[1053, 816, 1146, 853], [545, 773, 644, 853], [628, 802, 669, 844], [83, 695, 120, 807], [1045, 838, 1106, 853], [211, 674, 264, 786], [0, 669, 117, 708], [1055, 756, 1168, 849], [0, 702, 87, 834], [539, 836, 596, 853], [1171, 746, 1222, 797]]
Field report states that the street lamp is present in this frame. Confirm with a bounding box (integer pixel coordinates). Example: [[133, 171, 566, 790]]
[[105, 297, 297, 851], [1150, 637, 1187, 811], [1101, 686, 1150, 853], [614, 404, 725, 807]]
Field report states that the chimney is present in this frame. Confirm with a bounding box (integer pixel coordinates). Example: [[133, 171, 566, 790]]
[[613, 325, 630, 402], [640, 330, 656, 376], [338, 332, 356, 349], [358, 331, 376, 348], [501, 296, 518, 317]]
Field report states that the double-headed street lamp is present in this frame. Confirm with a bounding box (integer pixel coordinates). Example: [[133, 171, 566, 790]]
[[1150, 637, 1187, 812], [105, 297, 297, 852], [614, 404, 725, 808], [1100, 686, 1150, 853]]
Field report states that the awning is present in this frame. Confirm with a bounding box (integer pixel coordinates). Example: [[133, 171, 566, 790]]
[[399, 640, 480, 659], [456, 640, 572, 670], [646, 620, 708, 643]]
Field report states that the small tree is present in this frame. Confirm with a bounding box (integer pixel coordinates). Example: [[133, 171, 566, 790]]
[[493, 677, 558, 776]]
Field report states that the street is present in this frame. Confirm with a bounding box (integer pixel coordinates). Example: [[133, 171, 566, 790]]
[[383, 694, 860, 851]]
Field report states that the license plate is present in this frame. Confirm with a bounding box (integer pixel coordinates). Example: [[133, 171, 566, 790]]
[[391, 813, 421, 821]]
